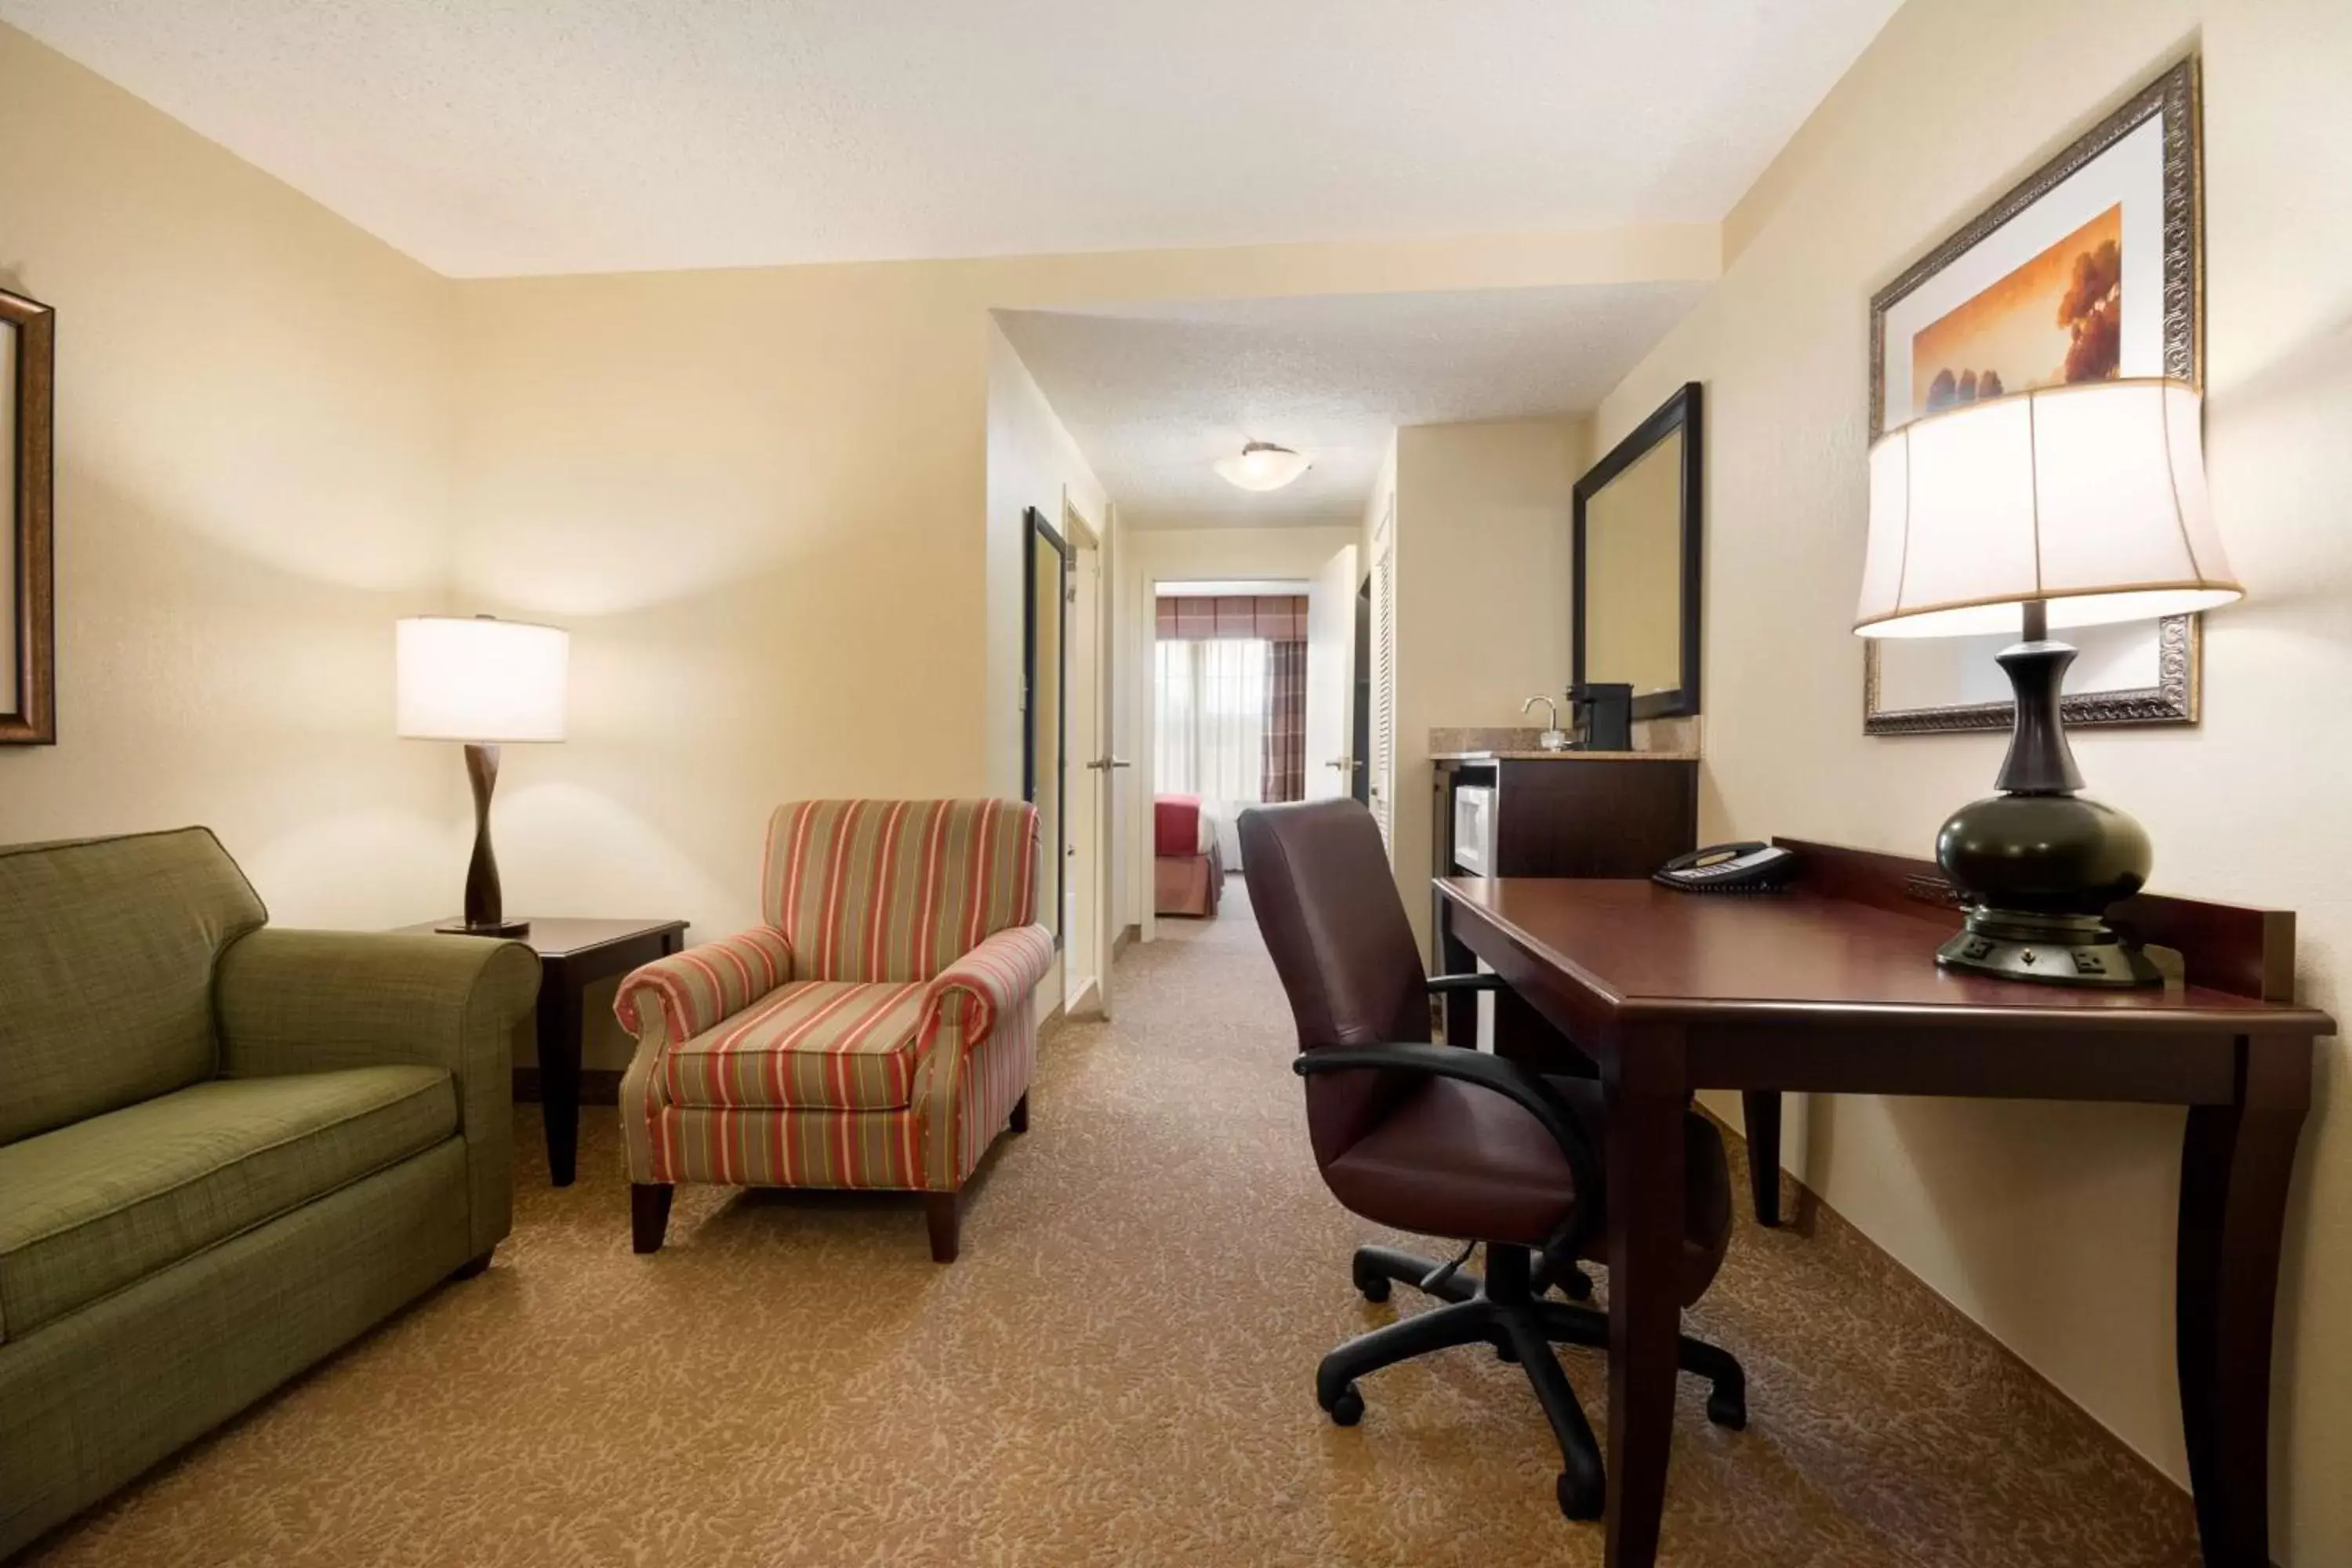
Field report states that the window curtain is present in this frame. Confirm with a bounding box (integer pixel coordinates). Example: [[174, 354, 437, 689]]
[[1262, 640, 1305, 803], [1156, 639, 1268, 862]]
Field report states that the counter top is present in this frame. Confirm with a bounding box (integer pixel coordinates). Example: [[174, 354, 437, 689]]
[[1432, 750, 1701, 762]]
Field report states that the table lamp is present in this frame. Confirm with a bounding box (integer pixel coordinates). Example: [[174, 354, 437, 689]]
[[1853, 378, 2240, 986], [395, 614, 569, 936]]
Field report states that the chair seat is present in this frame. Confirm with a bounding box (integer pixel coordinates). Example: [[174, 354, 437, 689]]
[[0, 1065, 455, 1339], [662, 981, 930, 1112], [1322, 1075, 1733, 1305]]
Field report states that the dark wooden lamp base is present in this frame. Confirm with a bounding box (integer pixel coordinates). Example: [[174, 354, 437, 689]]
[[433, 741, 531, 939]]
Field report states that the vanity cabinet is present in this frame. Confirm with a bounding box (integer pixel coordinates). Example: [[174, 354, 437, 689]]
[[1429, 754, 1697, 1049]]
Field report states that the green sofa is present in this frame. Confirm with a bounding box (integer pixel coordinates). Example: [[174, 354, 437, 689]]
[[0, 828, 539, 1556]]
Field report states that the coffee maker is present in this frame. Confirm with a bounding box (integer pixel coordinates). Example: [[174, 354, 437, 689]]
[[1566, 683, 1633, 752]]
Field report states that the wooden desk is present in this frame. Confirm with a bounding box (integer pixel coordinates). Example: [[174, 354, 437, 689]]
[[1434, 843, 2329, 1568], [399, 916, 688, 1186]]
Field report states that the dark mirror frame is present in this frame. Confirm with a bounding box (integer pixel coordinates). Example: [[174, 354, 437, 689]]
[[1572, 381, 1702, 721], [2, 287, 55, 746], [1022, 506, 1069, 950]]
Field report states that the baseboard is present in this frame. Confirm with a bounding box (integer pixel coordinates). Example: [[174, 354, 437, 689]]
[[513, 1067, 624, 1106], [1112, 923, 1139, 959]]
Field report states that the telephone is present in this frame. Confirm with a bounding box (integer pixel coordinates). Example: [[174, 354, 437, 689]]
[[1654, 841, 1799, 895]]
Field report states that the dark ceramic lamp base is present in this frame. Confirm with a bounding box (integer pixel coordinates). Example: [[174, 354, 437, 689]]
[[1932, 604, 2161, 989], [434, 742, 532, 939]]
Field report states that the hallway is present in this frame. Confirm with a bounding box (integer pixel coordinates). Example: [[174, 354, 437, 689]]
[[32, 887, 2199, 1567]]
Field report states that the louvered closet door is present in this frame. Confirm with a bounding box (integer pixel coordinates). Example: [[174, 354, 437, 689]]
[[1369, 499, 1397, 850]]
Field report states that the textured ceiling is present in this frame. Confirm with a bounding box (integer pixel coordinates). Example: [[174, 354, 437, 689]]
[[996, 282, 1708, 529], [0, 0, 1899, 277]]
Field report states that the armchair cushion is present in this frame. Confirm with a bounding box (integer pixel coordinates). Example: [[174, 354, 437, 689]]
[[0, 1066, 454, 1341], [615, 927, 793, 1044], [662, 980, 928, 1112]]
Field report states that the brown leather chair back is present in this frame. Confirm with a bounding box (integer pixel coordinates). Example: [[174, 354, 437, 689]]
[[1240, 800, 1430, 1167]]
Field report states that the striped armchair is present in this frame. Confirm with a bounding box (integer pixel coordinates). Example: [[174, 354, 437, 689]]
[[614, 800, 1054, 1261]]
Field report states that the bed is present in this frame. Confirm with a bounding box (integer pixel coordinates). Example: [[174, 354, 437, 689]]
[[1153, 794, 1225, 917]]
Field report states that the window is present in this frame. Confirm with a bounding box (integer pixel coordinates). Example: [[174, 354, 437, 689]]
[[1155, 637, 1269, 808]]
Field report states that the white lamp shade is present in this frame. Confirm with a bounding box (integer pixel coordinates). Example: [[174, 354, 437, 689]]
[[1854, 379, 2241, 638], [1213, 442, 1312, 492], [396, 616, 569, 742]]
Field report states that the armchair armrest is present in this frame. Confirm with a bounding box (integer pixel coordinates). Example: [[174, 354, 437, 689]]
[[614, 927, 793, 1044], [1294, 1043, 1603, 1255], [921, 924, 1056, 1054]]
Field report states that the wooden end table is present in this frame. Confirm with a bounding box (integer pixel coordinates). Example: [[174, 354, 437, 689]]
[[399, 916, 688, 1185]]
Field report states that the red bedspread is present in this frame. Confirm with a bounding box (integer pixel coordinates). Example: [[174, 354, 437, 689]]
[[1154, 794, 1201, 858]]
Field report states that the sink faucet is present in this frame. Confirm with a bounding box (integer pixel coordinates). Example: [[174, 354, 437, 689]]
[[1521, 695, 1570, 752]]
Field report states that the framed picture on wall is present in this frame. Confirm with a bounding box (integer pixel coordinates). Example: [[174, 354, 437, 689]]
[[1864, 56, 2201, 735], [1, 285, 56, 746]]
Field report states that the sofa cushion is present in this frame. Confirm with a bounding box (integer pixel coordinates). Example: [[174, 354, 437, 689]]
[[0, 829, 268, 1146], [0, 1065, 455, 1341], [661, 981, 927, 1112]]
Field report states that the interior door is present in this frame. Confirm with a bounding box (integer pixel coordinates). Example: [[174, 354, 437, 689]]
[[1304, 544, 1359, 802], [1064, 502, 1106, 1018], [1023, 508, 1070, 1014]]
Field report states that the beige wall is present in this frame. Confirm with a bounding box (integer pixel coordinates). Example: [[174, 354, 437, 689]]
[[1592, 2, 2352, 1558], [0, 27, 459, 927], [1387, 417, 1592, 953]]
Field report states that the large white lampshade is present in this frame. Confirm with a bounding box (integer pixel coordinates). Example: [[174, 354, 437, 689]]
[[1854, 379, 2240, 639], [396, 615, 568, 742]]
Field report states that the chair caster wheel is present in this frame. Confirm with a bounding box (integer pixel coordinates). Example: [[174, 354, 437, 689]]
[[1494, 1338, 1520, 1363], [1325, 1385, 1364, 1426], [1556, 1466, 1605, 1521], [1558, 1265, 1595, 1301], [1706, 1385, 1748, 1430], [1353, 1270, 1392, 1304]]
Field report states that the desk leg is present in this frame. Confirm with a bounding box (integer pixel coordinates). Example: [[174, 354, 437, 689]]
[[2176, 1036, 2309, 1568], [1741, 1091, 1783, 1226], [1435, 900, 1477, 1047], [1603, 1025, 1686, 1568], [535, 972, 583, 1187]]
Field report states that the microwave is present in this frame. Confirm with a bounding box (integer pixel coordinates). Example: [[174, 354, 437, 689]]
[[1452, 785, 1496, 876]]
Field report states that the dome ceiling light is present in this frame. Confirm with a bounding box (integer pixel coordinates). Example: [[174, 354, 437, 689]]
[[1214, 441, 1312, 492]]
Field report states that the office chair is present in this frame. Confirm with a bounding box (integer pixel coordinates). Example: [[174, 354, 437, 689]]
[[1239, 798, 1744, 1521]]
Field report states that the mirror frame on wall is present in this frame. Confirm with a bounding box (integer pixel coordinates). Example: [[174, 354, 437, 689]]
[[1022, 506, 1070, 950], [1572, 381, 1703, 720]]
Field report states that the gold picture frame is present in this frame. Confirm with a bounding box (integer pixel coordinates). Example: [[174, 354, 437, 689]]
[[1, 285, 55, 746]]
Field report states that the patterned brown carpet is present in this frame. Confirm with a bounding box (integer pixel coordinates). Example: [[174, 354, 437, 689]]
[[24, 887, 2200, 1566]]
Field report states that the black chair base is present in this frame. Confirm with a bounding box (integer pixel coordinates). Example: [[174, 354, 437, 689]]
[[1322, 1242, 1746, 1520]]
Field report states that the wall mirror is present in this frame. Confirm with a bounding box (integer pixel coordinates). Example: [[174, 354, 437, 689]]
[[1, 286, 56, 746], [1573, 382, 1701, 719]]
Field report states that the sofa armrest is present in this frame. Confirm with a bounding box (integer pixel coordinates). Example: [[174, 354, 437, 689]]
[[216, 929, 540, 1259], [614, 927, 793, 1045], [921, 924, 1056, 1055]]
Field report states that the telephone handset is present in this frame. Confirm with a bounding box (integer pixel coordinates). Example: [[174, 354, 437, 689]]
[[1654, 841, 1799, 895]]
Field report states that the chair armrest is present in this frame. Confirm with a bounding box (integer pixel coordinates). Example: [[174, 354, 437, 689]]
[[1425, 972, 1504, 995], [1294, 1043, 1604, 1247], [922, 924, 1056, 1054], [218, 930, 540, 1088], [614, 928, 793, 1044]]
